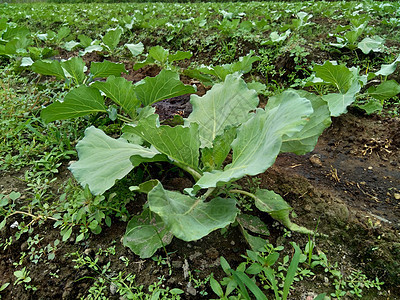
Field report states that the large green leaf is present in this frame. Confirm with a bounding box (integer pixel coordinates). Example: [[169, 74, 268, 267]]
[[367, 80, 400, 101], [185, 73, 259, 148], [102, 27, 123, 52], [357, 100, 383, 114], [123, 209, 173, 258], [168, 50, 192, 63], [79, 45, 103, 56], [376, 55, 400, 76], [322, 81, 361, 117], [133, 56, 156, 71], [31, 60, 65, 79], [64, 41, 80, 51], [4, 36, 32, 54], [254, 189, 313, 235], [197, 65, 231, 82], [69, 126, 161, 195], [123, 114, 200, 171], [41, 86, 107, 123], [134, 69, 195, 106], [148, 182, 238, 241], [313, 61, 354, 93], [280, 90, 332, 155], [194, 91, 313, 191], [125, 42, 144, 56], [90, 60, 127, 78], [56, 26, 71, 42], [3, 26, 30, 41], [62, 56, 86, 85], [196, 53, 259, 82], [357, 36, 384, 54], [237, 214, 269, 236], [92, 76, 140, 118], [20, 57, 34, 67], [149, 45, 169, 64], [241, 228, 269, 252]]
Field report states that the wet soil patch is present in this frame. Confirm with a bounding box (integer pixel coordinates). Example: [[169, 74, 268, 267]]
[[154, 94, 192, 121]]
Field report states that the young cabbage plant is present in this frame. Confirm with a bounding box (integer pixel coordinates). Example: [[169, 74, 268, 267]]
[[133, 45, 192, 71], [31, 56, 128, 88], [184, 51, 261, 87], [67, 72, 334, 258], [307, 58, 400, 115], [37, 59, 195, 124]]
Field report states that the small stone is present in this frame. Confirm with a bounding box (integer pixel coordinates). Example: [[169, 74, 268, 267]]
[[172, 260, 183, 269], [183, 259, 190, 279], [186, 282, 197, 296], [20, 241, 28, 252], [84, 248, 94, 256], [10, 221, 19, 229], [309, 154, 322, 168], [394, 193, 400, 200], [110, 283, 118, 295], [368, 166, 373, 170], [323, 276, 330, 286], [189, 251, 201, 261], [68, 160, 76, 166]]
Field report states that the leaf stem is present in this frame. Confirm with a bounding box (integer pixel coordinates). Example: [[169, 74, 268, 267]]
[[8, 211, 58, 221], [117, 114, 134, 123], [202, 187, 215, 200], [230, 189, 257, 200], [173, 162, 202, 181]]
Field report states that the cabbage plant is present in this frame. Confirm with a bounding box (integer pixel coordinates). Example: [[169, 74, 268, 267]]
[[65, 72, 334, 257], [39, 52, 400, 257]]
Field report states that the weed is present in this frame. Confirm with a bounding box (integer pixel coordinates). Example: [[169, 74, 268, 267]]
[[213, 40, 237, 64], [211, 238, 385, 299], [0, 283, 10, 298], [13, 267, 36, 291], [69, 248, 183, 299]]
